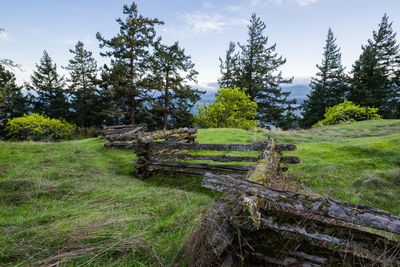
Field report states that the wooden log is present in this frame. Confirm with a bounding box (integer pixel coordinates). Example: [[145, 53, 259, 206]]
[[164, 154, 260, 162], [138, 128, 197, 143], [150, 160, 255, 172], [106, 126, 144, 141], [202, 173, 400, 234], [104, 124, 140, 130], [281, 155, 300, 164], [148, 165, 246, 179], [150, 142, 266, 151], [257, 138, 282, 185], [104, 142, 136, 149], [235, 196, 399, 261], [149, 141, 296, 152]]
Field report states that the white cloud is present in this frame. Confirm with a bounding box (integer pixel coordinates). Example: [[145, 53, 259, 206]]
[[201, 2, 214, 8], [182, 13, 247, 33], [248, 0, 319, 7], [294, 0, 319, 6], [0, 30, 13, 42]]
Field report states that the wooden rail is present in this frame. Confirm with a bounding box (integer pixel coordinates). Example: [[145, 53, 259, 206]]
[[134, 133, 299, 179]]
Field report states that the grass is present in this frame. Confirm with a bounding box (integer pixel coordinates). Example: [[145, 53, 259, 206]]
[[0, 120, 399, 265], [269, 119, 400, 214]]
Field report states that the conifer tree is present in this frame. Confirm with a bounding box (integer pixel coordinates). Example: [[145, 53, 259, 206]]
[[146, 39, 202, 130], [301, 28, 347, 128], [64, 41, 103, 127], [219, 14, 295, 128], [96, 2, 163, 125], [0, 64, 28, 137], [348, 14, 400, 118], [218, 42, 239, 88], [28, 50, 70, 120]]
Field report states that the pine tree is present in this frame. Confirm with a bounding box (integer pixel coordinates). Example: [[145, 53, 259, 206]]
[[96, 2, 163, 125], [219, 14, 295, 128], [301, 28, 347, 128], [218, 42, 239, 88], [146, 39, 202, 130], [28, 50, 70, 120], [64, 41, 103, 127], [0, 64, 28, 137], [348, 14, 400, 118]]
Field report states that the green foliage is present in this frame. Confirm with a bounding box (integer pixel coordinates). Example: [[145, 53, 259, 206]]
[[314, 101, 382, 127], [218, 14, 297, 128], [146, 39, 203, 130], [301, 28, 347, 128], [348, 14, 400, 119], [194, 86, 258, 129], [64, 41, 104, 128], [97, 2, 164, 125], [27, 50, 70, 120], [0, 64, 28, 138], [6, 113, 76, 141]]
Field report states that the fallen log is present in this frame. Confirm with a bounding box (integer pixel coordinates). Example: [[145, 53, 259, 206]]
[[234, 196, 400, 261], [202, 172, 400, 234], [149, 142, 296, 152], [148, 165, 247, 179], [160, 154, 260, 162], [281, 155, 300, 164], [151, 160, 254, 172]]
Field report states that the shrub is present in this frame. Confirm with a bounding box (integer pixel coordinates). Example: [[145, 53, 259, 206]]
[[194, 86, 258, 130], [5, 113, 76, 141], [314, 101, 382, 127]]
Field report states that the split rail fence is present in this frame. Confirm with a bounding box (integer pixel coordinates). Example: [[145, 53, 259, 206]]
[[104, 126, 400, 265]]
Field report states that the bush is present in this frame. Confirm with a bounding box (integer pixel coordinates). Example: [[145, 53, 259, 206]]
[[6, 113, 76, 141], [194, 86, 258, 130], [314, 101, 382, 127]]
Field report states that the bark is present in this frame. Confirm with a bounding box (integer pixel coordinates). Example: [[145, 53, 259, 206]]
[[202, 172, 400, 234]]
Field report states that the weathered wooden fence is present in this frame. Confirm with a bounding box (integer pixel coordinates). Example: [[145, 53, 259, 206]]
[[103, 125, 196, 149], [134, 133, 299, 180], [103, 124, 145, 148], [191, 138, 400, 266]]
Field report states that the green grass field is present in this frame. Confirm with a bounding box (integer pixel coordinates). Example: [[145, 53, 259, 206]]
[[0, 120, 399, 265]]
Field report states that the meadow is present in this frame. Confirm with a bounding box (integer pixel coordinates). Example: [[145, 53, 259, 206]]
[[0, 119, 399, 265]]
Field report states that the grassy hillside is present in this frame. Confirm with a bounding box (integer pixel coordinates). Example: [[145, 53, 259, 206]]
[[0, 120, 399, 265]]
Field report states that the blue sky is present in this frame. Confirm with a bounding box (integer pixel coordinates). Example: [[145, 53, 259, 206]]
[[1, 0, 400, 91]]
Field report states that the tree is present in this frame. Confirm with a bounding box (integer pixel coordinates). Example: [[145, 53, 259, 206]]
[[348, 14, 400, 118], [27, 50, 70, 120], [64, 41, 103, 127], [194, 86, 258, 130], [219, 14, 295, 128], [218, 42, 240, 88], [146, 39, 202, 130], [0, 64, 28, 137], [301, 28, 347, 128], [96, 2, 163, 125]]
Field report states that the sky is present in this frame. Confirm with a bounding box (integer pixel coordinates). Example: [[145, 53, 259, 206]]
[[1, 0, 400, 92]]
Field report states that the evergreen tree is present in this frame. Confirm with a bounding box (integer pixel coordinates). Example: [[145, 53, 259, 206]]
[[348, 14, 400, 118], [64, 41, 103, 127], [219, 14, 295, 128], [0, 64, 28, 137], [146, 39, 202, 130], [28, 51, 70, 120], [218, 42, 239, 88], [301, 28, 347, 128], [96, 2, 163, 125]]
